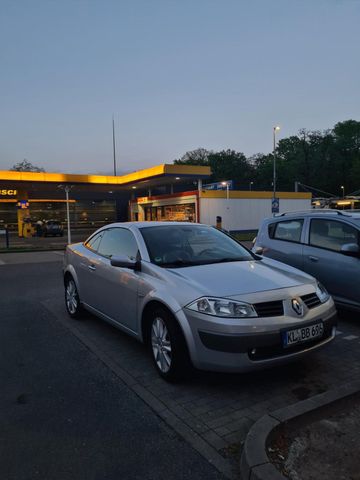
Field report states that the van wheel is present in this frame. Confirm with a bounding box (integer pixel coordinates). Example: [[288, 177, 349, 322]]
[[148, 307, 192, 382], [65, 277, 84, 319]]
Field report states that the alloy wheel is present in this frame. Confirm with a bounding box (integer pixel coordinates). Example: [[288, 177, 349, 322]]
[[151, 316, 172, 373], [66, 279, 78, 315]]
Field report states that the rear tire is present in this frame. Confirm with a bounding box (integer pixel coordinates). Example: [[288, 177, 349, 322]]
[[148, 306, 192, 382], [65, 277, 84, 319]]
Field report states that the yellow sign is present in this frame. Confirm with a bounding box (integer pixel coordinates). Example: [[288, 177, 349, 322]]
[[0, 189, 17, 196], [137, 197, 149, 204]]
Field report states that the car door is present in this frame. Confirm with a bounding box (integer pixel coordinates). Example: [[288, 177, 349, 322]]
[[77, 231, 105, 305], [89, 227, 140, 332], [263, 218, 305, 270], [302, 218, 360, 308]]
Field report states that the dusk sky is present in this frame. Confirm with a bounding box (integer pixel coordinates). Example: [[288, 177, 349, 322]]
[[1, 0, 359, 174]]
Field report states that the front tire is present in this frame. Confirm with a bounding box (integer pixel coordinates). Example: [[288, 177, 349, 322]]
[[65, 277, 83, 319], [148, 307, 192, 382]]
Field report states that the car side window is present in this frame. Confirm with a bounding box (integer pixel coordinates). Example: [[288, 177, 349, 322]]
[[97, 228, 139, 259], [84, 232, 103, 252], [272, 220, 303, 243], [309, 219, 359, 252]]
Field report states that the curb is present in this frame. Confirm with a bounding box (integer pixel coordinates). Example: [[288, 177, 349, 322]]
[[0, 247, 65, 253], [240, 379, 360, 480]]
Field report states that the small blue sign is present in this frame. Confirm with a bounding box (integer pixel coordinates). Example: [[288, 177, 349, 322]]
[[272, 197, 280, 213], [17, 200, 29, 210]]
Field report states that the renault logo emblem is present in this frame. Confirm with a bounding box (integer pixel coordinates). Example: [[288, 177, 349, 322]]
[[291, 298, 304, 316]]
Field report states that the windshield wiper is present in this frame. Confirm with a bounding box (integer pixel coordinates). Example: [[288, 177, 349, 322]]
[[203, 257, 248, 265], [161, 260, 199, 268]]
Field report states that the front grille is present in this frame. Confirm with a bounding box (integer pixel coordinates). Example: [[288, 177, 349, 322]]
[[301, 293, 321, 309], [253, 300, 284, 317]]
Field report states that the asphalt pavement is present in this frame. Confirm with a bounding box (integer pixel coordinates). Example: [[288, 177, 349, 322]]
[[1, 252, 360, 480], [0, 253, 225, 480]]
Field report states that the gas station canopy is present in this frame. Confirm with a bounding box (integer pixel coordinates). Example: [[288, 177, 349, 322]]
[[0, 164, 211, 195]]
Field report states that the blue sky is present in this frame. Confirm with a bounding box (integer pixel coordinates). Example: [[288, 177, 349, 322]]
[[0, 0, 359, 174]]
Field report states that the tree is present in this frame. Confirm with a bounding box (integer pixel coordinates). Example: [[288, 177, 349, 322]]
[[174, 148, 255, 188], [173, 120, 360, 195], [207, 150, 254, 188], [174, 148, 211, 166], [10, 159, 45, 172]]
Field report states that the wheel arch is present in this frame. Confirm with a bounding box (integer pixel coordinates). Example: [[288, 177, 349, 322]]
[[140, 300, 189, 350], [63, 265, 80, 292]]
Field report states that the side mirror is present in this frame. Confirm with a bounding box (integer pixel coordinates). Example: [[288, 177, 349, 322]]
[[340, 243, 360, 257], [254, 246, 264, 255], [110, 255, 140, 270]]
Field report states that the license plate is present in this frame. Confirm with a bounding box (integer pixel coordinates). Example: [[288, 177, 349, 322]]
[[282, 322, 324, 347]]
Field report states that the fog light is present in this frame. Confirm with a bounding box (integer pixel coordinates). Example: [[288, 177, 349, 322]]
[[251, 348, 257, 355]]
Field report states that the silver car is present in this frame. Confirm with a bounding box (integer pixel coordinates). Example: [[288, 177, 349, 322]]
[[63, 222, 337, 381], [253, 210, 360, 312]]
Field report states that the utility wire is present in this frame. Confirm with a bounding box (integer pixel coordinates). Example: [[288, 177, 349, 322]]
[[297, 182, 337, 197]]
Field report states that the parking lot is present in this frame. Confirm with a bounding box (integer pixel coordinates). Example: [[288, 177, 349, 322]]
[[1, 251, 360, 479]]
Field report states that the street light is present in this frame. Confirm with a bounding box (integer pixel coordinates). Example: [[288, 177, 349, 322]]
[[221, 181, 229, 200], [341, 185, 345, 198], [58, 184, 73, 244], [272, 126, 281, 216], [249, 181, 254, 191], [273, 126, 281, 197]]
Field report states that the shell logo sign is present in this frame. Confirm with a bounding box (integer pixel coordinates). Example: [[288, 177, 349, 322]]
[[0, 189, 17, 196]]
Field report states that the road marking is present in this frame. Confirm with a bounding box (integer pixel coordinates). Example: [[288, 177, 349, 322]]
[[336, 330, 343, 335], [52, 251, 64, 256], [343, 335, 359, 341]]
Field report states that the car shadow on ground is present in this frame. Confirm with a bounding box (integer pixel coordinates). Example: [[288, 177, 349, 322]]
[[74, 307, 329, 403]]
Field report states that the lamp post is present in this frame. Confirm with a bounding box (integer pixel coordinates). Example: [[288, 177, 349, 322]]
[[272, 126, 281, 215], [221, 181, 230, 230], [221, 181, 230, 200], [341, 185, 345, 198], [249, 181, 253, 191], [58, 184, 73, 244], [273, 126, 281, 197]]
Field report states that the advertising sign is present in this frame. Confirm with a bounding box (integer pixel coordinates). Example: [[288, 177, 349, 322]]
[[203, 180, 234, 190]]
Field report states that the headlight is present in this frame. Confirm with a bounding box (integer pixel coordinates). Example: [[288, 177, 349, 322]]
[[316, 282, 330, 303], [186, 297, 258, 318]]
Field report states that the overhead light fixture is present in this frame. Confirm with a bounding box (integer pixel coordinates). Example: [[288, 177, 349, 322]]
[[132, 186, 137, 189], [175, 177, 180, 180]]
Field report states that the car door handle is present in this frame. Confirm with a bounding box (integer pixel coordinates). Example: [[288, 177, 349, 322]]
[[88, 264, 96, 271], [308, 256, 319, 262]]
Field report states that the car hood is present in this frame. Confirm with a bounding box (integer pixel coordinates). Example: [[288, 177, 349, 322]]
[[164, 258, 314, 298]]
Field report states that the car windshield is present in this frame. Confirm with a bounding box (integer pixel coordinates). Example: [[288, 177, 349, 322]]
[[350, 217, 360, 228], [139, 224, 255, 268]]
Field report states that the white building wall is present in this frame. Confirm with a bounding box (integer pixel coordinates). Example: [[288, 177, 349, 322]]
[[200, 197, 311, 231]]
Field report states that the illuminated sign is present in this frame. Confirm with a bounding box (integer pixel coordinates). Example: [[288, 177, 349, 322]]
[[0, 189, 17, 196], [137, 197, 149, 204], [17, 200, 29, 209]]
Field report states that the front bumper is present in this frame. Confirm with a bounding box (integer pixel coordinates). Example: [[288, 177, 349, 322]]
[[179, 300, 337, 372]]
